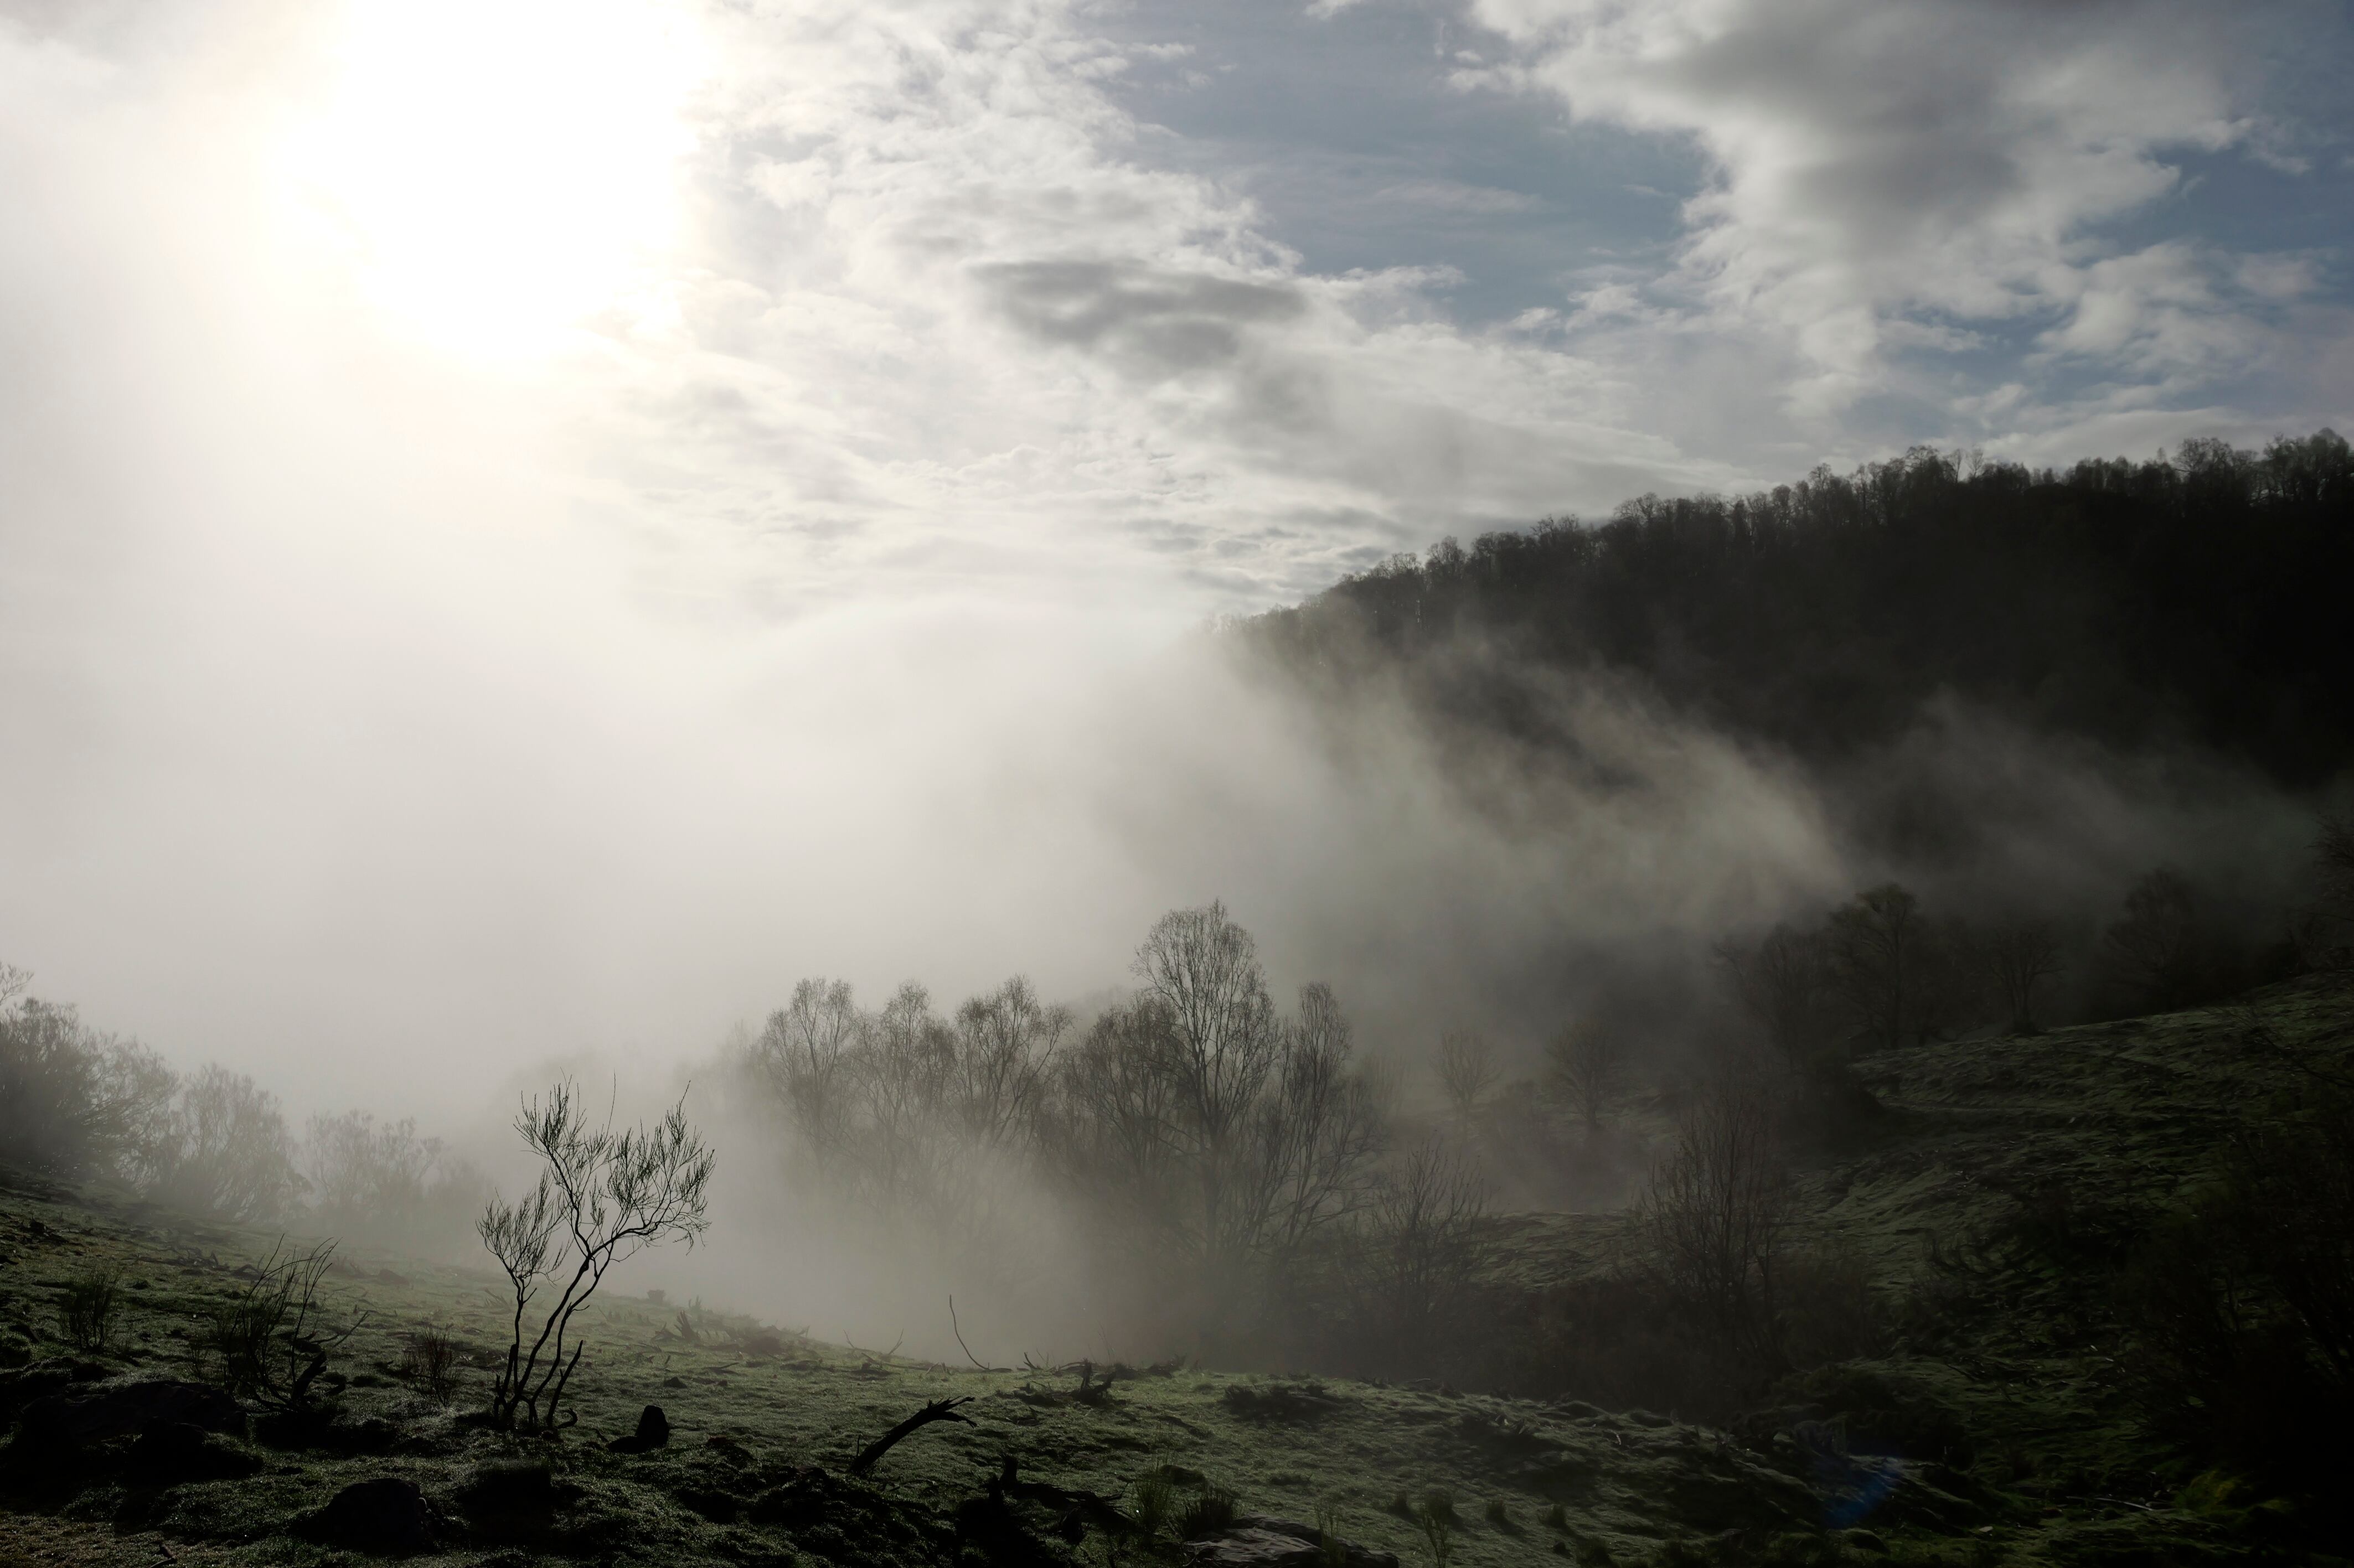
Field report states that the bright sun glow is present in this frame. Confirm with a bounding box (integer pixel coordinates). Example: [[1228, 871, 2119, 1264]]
[[296, 0, 708, 356]]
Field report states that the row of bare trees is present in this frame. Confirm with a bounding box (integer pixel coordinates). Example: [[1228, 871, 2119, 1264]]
[[1, 962, 483, 1244], [745, 904, 1475, 1344], [1713, 866, 2303, 1085]]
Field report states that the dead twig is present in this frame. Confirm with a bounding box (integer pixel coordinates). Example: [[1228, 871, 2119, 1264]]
[[948, 1296, 1003, 1373], [847, 1395, 975, 1476], [842, 1329, 905, 1362]]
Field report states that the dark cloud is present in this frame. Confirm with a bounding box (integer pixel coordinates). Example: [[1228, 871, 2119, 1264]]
[[974, 257, 1308, 376]]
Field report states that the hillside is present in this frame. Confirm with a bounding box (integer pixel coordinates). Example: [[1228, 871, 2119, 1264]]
[[1239, 435, 2354, 789], [6, 976, 2353, 1567]]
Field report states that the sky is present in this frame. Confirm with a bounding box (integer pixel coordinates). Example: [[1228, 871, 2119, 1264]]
[[2, 0, 2350, 1115]]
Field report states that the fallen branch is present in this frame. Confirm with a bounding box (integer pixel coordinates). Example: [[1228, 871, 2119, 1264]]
[[848, 1396, 974, 1476], [948, 1296, 1003, 1372]]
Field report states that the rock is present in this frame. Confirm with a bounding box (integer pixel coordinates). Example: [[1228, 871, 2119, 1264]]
[[295, 1476, 434, 1555], [255, 1408, 397, 1453], [608, 1403, 670, 1453], [1184, 1517, 1400, 1567], [0, 1361, 80, 1427], [126, 1420, 263, 1483], [459, 1459, 581, 1539], [13, 1378, 246, 1450]]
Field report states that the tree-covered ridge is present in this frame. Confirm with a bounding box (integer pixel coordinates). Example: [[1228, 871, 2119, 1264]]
[[1241, 433, 2354, 785]]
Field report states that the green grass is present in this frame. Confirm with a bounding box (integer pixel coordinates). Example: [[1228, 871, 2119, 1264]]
[[5, 974, 2352, 1565]]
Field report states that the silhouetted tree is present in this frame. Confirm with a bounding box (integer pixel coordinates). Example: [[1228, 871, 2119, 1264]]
[[1348, 1137, 1488, 1374], [1045, 904, 1385, 1313], [481, 1083, 714, 1432], [303, 1111, 487, 1249], [1974, 920, 2066, 1034], [1643, 1073, 1792, 1379], [750, 977, 863, 1162], [1436, 1031, 1499, 1124], [1826, 884, 1923, 1053], [1543, 1019, 1623, 1130], [2309, 816, 2354, 967], [145, 1065, 301, 1222], [2103, 868, 2236, 1012], [1719, 925, 1835, 1074], [0, 975, 176, 1179]]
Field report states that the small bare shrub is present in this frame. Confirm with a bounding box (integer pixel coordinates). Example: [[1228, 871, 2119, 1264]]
[[479, 1083, 715, 1431], [205, 1239, 364, 1410], [58, 1264, 121, 1353], [1416, 1491, 1457, 1565], [398, 1325, 462, 1403]]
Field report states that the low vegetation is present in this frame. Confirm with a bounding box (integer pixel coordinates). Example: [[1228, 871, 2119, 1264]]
[[6, 970, 2353, 1564]]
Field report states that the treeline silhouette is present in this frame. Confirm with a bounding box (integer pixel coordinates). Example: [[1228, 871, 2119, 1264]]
[[0, 960, 482, 1248], [1239, 432, 2354, 786]]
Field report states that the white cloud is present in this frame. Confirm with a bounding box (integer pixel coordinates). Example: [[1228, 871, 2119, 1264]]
[[1464, 0, 2288, 412]]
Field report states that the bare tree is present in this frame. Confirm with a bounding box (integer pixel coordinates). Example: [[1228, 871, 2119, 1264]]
[[0, 982, 177, 1181], [1975, 920, 2066, 1034], [1352, 1137, 1488, 1368], [1644, 1074, 1793, 1376], [1255, 984, 1390, 1264], [1718, 924, 1834, 1073], [949, 976, 1068, 1152], [304, 1111, 486, 1248], [1435, 1031, 1499, 1124], [1131, 902, 1287, 1281], [749, 977, 865, 1160], [1826, 884, 1922, 1052], [480, 1083, 715, 1431], [147, 1065, 302, 1222], [1543, 1018, 1624, 1130], [2103, 868, 2212, 1011], [2318, 815, 2354, 914], [2303, 816, 2354, 967], [1048, 907, 1385, 1310]]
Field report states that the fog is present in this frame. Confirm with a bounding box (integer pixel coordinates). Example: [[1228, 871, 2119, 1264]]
[[3, 1, 2337, 1368]]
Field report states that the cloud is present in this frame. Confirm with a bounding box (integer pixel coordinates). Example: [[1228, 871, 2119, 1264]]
[[1371, 178, 1542, 215], [1464, 0, 2321, 413], [975, 258, 1309, 372], [0, 0, 2346, 1134]]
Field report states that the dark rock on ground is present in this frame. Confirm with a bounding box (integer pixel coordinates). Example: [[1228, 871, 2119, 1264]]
[[608, 1403, 670, 1452], [1220, 1381, 1346, 1421], [255, 1408, 398, 1453], [752, 1466, 950, 1563], [12, 1378, 246, 1450], [294, 1476, 434, 1555], [125, 1420, 263, 1483], [673, 1484, 744, 1523], [1185, 1516, 1400, 1567], [458, 1458, 582, 1538]]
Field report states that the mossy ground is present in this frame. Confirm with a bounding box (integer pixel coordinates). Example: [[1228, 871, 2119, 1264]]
[[7, 977, 2353, 1566]]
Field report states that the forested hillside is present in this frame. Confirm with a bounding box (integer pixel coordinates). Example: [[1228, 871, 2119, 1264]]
[[1241, 433, 2354, 787]]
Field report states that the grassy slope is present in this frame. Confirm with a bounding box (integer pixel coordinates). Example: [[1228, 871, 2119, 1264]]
[[4, 977, 2351, 1567], [1503, 975, 2354, 1565]]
